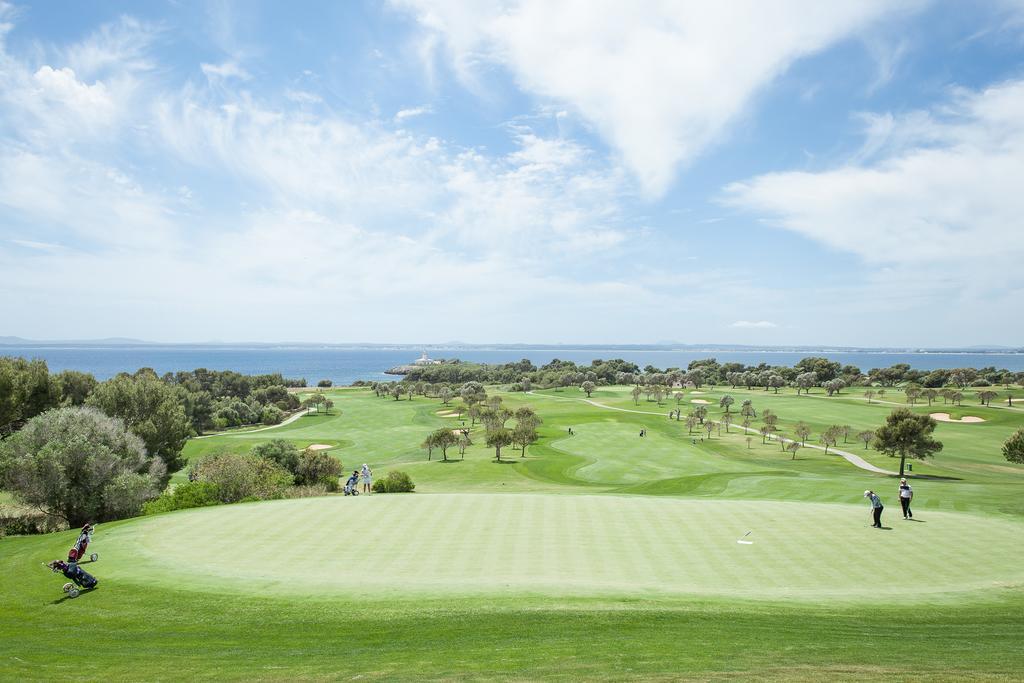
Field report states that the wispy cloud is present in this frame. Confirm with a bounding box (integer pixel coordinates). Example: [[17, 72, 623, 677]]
[[731, 320, 778, 329], [394, 105, 431, 122]]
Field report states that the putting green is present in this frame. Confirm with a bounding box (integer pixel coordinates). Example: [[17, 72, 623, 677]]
[[101, 494, 1024, 601]]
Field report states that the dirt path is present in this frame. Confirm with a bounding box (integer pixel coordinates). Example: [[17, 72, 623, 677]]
[[528, 392, 896, 476]]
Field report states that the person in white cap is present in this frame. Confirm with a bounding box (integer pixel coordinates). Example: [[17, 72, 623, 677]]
[[864, 490, 884, 528], [898, 478, 914, 519], [360, 463, 372, 494]]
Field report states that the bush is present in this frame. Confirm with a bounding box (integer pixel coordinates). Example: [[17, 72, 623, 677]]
[[372, 471, 415, 493], [261, 405, 284, 425], [251, 439, 300, 473], [143, 481, 222, 515], [193, 452, 293, 503], [317, 379, 333, 388], [0, 406, 165, 526], [295, 449, 342, 491], [282, 484, 330, 499]]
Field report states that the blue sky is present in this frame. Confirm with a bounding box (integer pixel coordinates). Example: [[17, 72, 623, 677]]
[[1, 1, 1022, 346]]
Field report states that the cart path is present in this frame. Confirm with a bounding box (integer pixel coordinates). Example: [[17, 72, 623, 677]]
[[193, 409, 311, 439], [529, 392, 897, 476]]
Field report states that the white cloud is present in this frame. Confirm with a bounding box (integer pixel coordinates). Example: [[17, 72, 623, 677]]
[[723, 80, 1024, 270], [396, 0, 920, 196], [201, 61, 251, 81], [731, 320, 777, 329], [394, 105, 431, 121]]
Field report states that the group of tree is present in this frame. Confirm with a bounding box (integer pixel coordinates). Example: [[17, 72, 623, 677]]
[[390, 354, 1024, 398]]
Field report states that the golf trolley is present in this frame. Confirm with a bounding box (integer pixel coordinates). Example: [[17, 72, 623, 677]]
[[45, 524, 100, 598]]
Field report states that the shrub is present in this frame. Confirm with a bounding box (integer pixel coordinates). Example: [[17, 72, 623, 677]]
[[295, 449, 342, 491], [0, 406, 165, 526], [282, 484, 330, 499], [143, 481, 222, 515], [193, 452, 293, 503], [251, 440, 300, 473], [261, 405, 284, 425], [317, 379, 333, 388], [372, 471, 415, 493]]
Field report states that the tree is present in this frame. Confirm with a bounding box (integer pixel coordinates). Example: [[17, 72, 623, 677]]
[[486, 428, 513, 462], [439, 387, 453, 405], [977, 390, 998, 407], [758, 425, 772, 444], [457, 432, 472, 460], [840, 424, 852, 443], [581, 381, 596, 397], [424, 428, 458, 462], [719, 395, 734, 413], [745, 436, 752, 449], [0, 407, 164, 525], [787, 441, 801, 460], [703, 421, 715, 439], [922, 388, 938, 406], [1003, 428, 1024, 464], [512, 423, 538, 456], [795, 372, 818, 395], [317, 379, 332, 388], [905, 386, 922, 405], [685, 414, 697, 434], [722, 413, 734, 433], [460, 382, 487, 407], [674, 392, 685, 406], [864, 389, 876, 404], [762, 409, 778, 430], [741, 400, 756, 418], [631, 386, 642, 405], [693, 405, 708, 424], [193, 452, 292, 503], [86, 372, 192, 477], [857, 430, 875, 449], [55, 369, 98, 406], [390, 384, 405, 401], [251, 440, 300, 473], [874, 408, 943, 477], [0, 357, 59, 436], [821, 426, 841, 454], [794, 421, 811, 445]]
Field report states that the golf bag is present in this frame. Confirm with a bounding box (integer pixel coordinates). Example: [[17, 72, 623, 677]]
[[69, 523, 98, 562], [48, 559, 99, 597], [343, 479, 360, 496]]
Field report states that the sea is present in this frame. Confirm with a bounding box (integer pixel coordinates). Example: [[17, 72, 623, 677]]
[[2, 346, 1023, 385]]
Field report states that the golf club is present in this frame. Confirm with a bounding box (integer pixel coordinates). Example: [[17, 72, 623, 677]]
[[737, 530, 753, 545]]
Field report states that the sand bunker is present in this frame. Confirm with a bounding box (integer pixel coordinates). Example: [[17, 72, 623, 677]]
[[690, 391, 705, 395], [306, 444, 333, 451], [930, 413, 986, 423], [437, 411, 458, 417], [690, 399, 710, 404]]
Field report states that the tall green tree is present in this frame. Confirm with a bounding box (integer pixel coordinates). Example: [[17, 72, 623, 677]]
[[581, 381, 596, 397], [86, 372, 192, 477], [486, 428, 513, 462], [0, 357, 59, 435], [874, 408, 943, 477]]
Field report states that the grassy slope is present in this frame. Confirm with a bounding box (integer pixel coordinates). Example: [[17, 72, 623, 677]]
[[4, 383, 1024, 680]]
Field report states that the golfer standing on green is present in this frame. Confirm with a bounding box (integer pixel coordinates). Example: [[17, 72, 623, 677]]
[[864, 490, 884, 528], [898, 478, 914, 519]]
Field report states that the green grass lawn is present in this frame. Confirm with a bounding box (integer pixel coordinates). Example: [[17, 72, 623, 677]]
[[3, 383, 1024, 680]]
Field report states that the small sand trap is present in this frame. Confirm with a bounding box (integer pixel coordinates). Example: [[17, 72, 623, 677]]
[[306, 444, 333, 450], [930, 413, 986, 423], [690, 391, 705, 395], [451, 429, 469, 436], [690, 399, 710, 404], [437, 411, 458, 417]]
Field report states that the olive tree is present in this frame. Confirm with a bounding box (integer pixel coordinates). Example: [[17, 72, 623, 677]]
[[874, 408, 943, 477], [1002, 428, 1024, 464], [0, 407, 165, 525]]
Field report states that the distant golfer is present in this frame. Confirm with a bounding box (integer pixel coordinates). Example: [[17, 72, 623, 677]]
[[361, 463, 372, 494], [864, 490, 884, 528], [898, 478, 914, 519]]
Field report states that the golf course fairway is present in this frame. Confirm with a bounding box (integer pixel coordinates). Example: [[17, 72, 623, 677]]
[[4, 384, 1024, 679], [102, 494, 1024, 600]]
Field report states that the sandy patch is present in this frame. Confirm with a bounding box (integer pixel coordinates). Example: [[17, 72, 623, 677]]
[[306, 444, 333, 451], [451, 429, 469, 436], [437, 411, 458, 417], [690, 399, 710, 404], [930, 413, 986, 423], [690, 391, 705, 395]]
